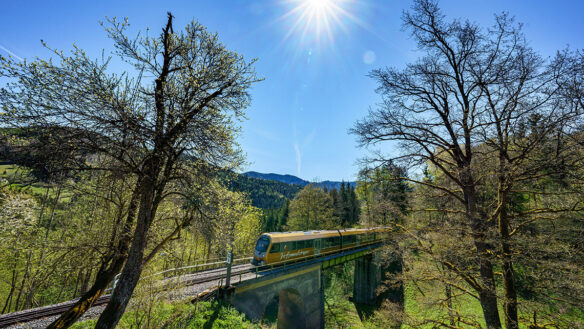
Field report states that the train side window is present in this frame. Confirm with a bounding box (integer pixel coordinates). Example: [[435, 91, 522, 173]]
[[314, 239, 322, 249], [271, 243, 281, 253]]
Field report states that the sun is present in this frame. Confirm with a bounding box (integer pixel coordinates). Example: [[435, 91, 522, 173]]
[[305, 0, 333, 11], [279, 0, 361, 45]]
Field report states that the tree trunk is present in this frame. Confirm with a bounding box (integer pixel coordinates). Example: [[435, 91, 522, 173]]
[[206, 240, 211, 264], [46, 186, 140, 329], [2, 265, 18, 314], [474, 243, 501, 329], [95, 163, 161, 329], [46, 259, 125, 329], [72, 269, 83, 298], [445, 283, 455, 326], [462, 171, 502, 329], [24, 281, 39, 309], [57, 272, 69, 301], [499, 193, 519, 329], [80, 269, 92, 295], [14, 250, 33, 311]]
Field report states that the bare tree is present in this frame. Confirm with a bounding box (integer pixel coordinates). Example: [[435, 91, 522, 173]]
[[0, 13, 260, 328], [470, 18, 583, 328], [351, 1, 582, 328]]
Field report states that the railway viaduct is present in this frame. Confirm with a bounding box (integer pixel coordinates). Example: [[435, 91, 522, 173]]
[[0, 243, 399, 327], [223, 245, 391, 329]]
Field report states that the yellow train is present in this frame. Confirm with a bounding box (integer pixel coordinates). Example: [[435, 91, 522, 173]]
[[251, 227, 392, 266]]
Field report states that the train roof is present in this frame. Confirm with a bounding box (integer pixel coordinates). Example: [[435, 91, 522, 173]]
[[262, 227, 391, 243]]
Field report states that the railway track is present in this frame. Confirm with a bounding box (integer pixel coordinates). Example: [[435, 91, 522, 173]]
[[0, 295, 110, 328], [0, 264, 254, 328]]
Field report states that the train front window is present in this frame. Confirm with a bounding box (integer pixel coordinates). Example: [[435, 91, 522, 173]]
[[255, 236, 270, 252]]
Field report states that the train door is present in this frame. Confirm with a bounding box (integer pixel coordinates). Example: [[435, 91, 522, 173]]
[[314, 239, 322, 256]]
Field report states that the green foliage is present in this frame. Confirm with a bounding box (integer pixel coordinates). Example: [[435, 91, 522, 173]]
[[2, 13, 263, 325], [324, 263, 364, 329], [70, 301, 259, 329], [261, 200, 289, 232], [0, 162, 265, 315], [222, 172, 302, 209], [330, 182, 360, 228], [287, 184, 340, 231], [356, 163, 409, 227]]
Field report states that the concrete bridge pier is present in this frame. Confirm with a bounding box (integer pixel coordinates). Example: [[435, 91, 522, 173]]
[[353, 253, 382, 305], [229, 264, 324, 329]]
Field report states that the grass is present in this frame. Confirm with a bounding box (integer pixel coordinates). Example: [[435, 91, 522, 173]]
[[0, 164, 49, 195], [70, 300, 260, 329], [0, 163, 75, 201], [0, 164, 19, 178]]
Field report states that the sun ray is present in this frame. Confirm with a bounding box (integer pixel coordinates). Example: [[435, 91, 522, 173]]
[[278, 0, 364, 48]]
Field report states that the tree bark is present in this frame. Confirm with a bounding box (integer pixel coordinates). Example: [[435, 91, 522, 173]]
[[46, 264, 120, 329], [46, 186, 140, 329], [94, 156, 163, 329], [80, 269, 92, 296], [462, 170, 502, 329], [499, 191, 519, 329]]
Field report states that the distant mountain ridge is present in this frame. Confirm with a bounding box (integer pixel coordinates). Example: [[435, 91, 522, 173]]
[[243, 171, 356, 190]]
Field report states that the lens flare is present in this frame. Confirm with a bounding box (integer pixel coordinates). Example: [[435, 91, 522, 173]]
[[279, 0, 365, 46]]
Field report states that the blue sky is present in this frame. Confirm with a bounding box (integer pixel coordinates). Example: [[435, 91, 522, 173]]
[[1, 0, 583, 181]]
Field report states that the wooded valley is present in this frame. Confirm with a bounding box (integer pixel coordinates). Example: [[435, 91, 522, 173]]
[[0, 1, 583, 328]]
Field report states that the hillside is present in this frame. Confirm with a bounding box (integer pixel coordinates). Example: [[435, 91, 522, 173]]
[[223, 173, 302, 209], [243, 171, 356, 191]]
